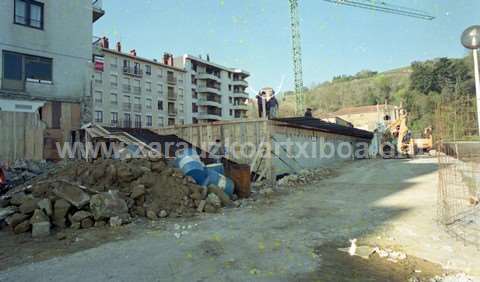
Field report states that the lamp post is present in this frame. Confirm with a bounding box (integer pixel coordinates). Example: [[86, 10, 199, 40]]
[[461, 25, 480, 135]]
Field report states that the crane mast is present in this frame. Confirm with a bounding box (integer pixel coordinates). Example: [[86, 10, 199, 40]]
[[289, 0, 305, 115]]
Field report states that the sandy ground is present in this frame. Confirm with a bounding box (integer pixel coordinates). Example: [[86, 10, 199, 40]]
[[0, 158, 479, 281]]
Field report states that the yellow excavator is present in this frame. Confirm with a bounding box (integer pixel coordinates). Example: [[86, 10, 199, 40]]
[[381, 110, 433, 158]]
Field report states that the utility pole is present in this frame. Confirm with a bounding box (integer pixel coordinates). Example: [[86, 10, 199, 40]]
[[461, 25, 480, 135]]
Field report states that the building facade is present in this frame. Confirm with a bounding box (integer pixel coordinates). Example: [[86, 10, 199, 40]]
[[0, 0, 104, 159], [174, 55, 249, 124], [91, 43, 188, 128], [319, 105, 400, 131]]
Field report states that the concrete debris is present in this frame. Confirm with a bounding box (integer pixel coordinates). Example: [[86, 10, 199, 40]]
[[1, 160, 55, 194], [0, 158, 242, 238], [277, 167, 336, 187], [430, 273, 474, 282], [371, 247, 407, 262]]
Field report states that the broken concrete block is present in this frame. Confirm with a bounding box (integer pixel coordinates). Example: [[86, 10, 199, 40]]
[[94, 220, 106, 227], [5, 213, 29, 228], [37, 198, 53, 216], [32, 221, 50, 238], [13, 220, 30, 234], [109, 216, 123, 227], [197, 200, 207, 212], [70, 222, 81, 229], [146, 209, 158, 220], [159, 210, 168, 218], [90, 191, 128, 220], [10, 192, 31, 206], [130, 185, 145, 199], [204, 203, 218, 213], [207, 186, 233, 207], [19, 198, 41, 214], [53, 199, 72, 228], [0, 207, 16, 222], [30, 209, 48, 224], [206, 193, 222, 208], [71, 211, 93, 223], [53, 184, 90, 208]]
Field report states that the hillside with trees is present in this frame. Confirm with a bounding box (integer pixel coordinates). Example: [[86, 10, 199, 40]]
[[278, 55, 476, 134]]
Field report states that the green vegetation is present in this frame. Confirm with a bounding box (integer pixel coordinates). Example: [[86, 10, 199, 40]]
[[279, 56, 477, 135]]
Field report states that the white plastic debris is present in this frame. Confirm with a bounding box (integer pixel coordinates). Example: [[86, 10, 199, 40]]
[[348, 238, 357, 256]]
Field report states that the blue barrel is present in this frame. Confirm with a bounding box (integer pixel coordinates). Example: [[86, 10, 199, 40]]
[[205, 163, 225, 175], [206, 170, 234, 197], [175, 148, 208, 185]]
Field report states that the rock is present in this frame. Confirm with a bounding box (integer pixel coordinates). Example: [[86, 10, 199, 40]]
[[56, 232, 67, 240], [81, 218, 94, 229], [146, 209, 158, 220], [0, 198, 10, 208], [206, 193, 222, 208], [71, 222, 81, 229], [94, 220, 106, 227], [159, 210, 168, 218], [207, 186, 233, 207], [13, 220, 30, 234], [19, 198, 41, 214], [37, 198, 53, 216], [197, 200, 207, 212], [53, 184, 90, 208], [10, 192, 31, 206], [31, 183, 51, 198], [32, 221, 50, 238], [130, 185, 145, 199], [30, 209, 48, 224], [90, 191, 128, 220], [109, 216, 123, 227], [71, 211, 93, 223], [0, 207, 16, 221], [116, 168, 135, 182], [204, 203, 218, 213], [5, 213, 29, 228], [53, 199, 72, 228], [151, 161, 166, 173]]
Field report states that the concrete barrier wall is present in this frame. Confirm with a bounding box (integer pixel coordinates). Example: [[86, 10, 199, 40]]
[[0, 111, 45, 162]]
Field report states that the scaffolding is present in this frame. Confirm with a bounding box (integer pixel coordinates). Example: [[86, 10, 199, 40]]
[[436, 95, 480, 247]]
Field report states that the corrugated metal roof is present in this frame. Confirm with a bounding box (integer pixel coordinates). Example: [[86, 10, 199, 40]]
[[273, 117, 373, 139]]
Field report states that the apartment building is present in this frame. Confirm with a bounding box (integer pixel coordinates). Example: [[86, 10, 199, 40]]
[[0, 0, 104, 159], [92, 41, 188, 128], [174, 55, 250, 123]]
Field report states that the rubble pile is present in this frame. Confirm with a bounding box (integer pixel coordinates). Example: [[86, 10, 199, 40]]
[[1, 160, 56, 194], [0, 158, 233, 237], [277, 167, 336, 187]]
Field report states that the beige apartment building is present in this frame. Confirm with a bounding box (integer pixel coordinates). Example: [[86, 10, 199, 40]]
[[92, 41, 188, 128], [174, 55, 250, 124]]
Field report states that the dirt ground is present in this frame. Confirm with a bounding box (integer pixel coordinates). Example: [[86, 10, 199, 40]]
[[0, 158, 479, 281]]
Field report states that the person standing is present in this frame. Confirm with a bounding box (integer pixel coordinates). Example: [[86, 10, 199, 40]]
[[209, 139, 225, 163]]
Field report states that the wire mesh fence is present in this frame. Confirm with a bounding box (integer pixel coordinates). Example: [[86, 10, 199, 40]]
[[436, 95, 480, 247]]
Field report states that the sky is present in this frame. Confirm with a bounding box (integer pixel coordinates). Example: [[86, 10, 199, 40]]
[[94, 0, 480, 96]]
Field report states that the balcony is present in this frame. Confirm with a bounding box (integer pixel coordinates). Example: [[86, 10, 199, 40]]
[[133, 104, 142, 113], [132, 86, 141, 95], [92, 0, 105, 23], [197, 99, 221, 108], [168, 109, 177, 116], [232, 92, 249, 99], [122, 84, 131, 93], [123, 66, 143, 77], [123, 102, 132, 112], [168, 92, 177, 100], [232, 79, 248, 87], [198, 72, 221, 82], [197, 113, 222, 121], [232, 104, 249, 111], [197, 86, 221, 95]]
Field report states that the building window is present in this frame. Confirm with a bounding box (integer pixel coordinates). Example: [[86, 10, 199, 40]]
[[158, 100, 163, 111], [110, 93, 118, 105], [94, 91, 103, 104], [111, 112, 118, 126], [168, 118, 175, 126], [146, 98, 152, 110], [146, 115, 152, 127], [134, 62, 141, 76], [157, 69, 163, 78], [157, 83, 163, 95], [14, 0, 44, 29], [230, 109, 233, 116], [124, 113, 131, 127], [145, 65, 151, 75], [158, 117, 164, 127], [2, 51, 53, 83], [95, 111, 103, 123], [146, 81, 152, 92], [134, 114, 142, 128], [110, 74, 118, 88], [110, 57, 118, 68]]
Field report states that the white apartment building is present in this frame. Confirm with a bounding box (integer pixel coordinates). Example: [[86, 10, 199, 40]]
[[92, 42, 188, 128], [174, 55, 250, 124], [0, 0, 104, 158]]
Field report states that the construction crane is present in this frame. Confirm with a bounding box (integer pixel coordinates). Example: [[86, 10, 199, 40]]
[[288, 0, 434, 115]]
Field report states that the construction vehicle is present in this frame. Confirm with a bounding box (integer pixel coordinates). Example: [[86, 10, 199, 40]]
[[413, 127, 433, 153]]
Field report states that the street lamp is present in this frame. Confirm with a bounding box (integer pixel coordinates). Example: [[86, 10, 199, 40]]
[[461, 25, 480, 135]]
